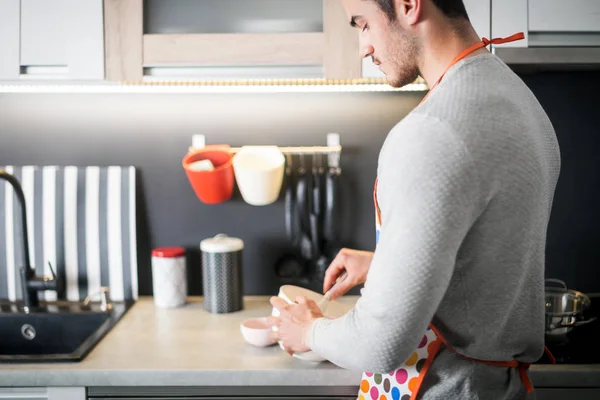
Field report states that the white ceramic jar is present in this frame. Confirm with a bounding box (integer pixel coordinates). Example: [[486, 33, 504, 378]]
[[232, 146, 285, 206], [151, 247, 187, 308]]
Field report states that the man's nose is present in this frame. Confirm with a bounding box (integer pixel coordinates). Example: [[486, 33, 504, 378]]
[[360, 43, 374, 59]]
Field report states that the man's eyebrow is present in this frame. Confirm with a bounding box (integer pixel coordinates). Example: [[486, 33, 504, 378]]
[[350, 15, 363, 28]]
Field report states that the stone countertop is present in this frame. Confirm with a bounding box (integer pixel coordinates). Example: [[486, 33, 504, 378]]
[[0, 296, 599, 389], [0, 296, 362, 388]]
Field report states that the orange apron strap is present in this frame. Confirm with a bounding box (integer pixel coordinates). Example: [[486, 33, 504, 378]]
[[409, 337, 444, 400], [519, 363, 534, 393], [544, 345, 557, 364], [423, 32, 525, 103], [429, 324, 535, 393], [482, 32, 526, 46], [373, 178, 382, 227]]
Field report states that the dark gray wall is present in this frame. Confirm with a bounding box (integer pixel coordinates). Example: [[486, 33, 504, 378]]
[[522, 71, 600, 293], [1, 71, 599, 296], [0, 90, 423, 296]]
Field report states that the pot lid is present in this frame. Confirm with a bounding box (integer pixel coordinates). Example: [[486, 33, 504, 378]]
[[200, 234, 244, 253]]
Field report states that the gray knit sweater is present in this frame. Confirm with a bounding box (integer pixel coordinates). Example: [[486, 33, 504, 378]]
[[307, 53, 561, 399]]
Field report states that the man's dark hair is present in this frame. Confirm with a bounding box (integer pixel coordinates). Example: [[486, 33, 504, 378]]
[[372, 0, 470, 22]]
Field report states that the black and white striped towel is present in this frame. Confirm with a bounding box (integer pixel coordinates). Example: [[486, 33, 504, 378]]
[[0, 166, 138, 302]]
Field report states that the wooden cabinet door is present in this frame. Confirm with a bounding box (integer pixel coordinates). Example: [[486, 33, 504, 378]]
[[105, 0, 369, 83], [105, 0, 357, 82]]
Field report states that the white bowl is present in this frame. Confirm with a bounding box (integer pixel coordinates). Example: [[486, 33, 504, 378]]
[[271, 285, 350, 362], [240, 317, 277, 347]]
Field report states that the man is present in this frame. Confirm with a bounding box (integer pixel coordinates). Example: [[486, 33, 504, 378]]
[[268, 0, 561, 399]]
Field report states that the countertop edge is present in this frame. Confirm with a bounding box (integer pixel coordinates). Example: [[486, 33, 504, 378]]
[[1, 297, 599, 389], [529, 365, 600, 388], [1, 366, 600, 388], [0, 369, 364, 387]]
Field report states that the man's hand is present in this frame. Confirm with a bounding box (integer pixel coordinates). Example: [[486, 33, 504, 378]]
[[323, 248, 374, 299], [267, 296, 324, 356]]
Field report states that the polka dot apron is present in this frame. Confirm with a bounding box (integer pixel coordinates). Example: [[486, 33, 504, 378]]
[[357, 33, 539, 400]]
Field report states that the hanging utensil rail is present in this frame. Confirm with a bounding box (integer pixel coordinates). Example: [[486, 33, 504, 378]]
[[188, 133, 342, 167], [225, 145, 341, 155]]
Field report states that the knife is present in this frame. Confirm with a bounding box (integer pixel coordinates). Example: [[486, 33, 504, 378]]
[[318, 271, 348, 313]]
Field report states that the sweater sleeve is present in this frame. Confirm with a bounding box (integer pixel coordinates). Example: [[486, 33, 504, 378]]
[[306, 113, 486, 373]]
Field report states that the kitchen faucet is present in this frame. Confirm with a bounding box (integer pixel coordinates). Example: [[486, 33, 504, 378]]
[[0, 170, 62, 311]]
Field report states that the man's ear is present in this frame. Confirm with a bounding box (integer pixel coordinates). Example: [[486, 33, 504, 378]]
[[395, 0, 422, 25]]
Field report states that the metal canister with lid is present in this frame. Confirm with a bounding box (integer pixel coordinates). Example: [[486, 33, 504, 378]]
[[200, 234, 244, 314]]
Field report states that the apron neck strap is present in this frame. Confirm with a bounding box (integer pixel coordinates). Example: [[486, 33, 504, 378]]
[[425, 32, 525, 100]]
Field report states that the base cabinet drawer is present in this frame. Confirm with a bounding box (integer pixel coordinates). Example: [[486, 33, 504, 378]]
[[87, 386, 360, 399], [535, 388, 600, 400]]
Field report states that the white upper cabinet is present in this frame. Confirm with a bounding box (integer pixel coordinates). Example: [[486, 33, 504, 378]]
[[20, 0, 68, 67], [464, 0, 491, 39], [492, 0, 600, 47], [0, 0, 20, 79], [529, 0, 600, 33], [0, 0, 105, 81]]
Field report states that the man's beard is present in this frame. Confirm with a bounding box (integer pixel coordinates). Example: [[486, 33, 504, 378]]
[[385, 27, 420, 88]]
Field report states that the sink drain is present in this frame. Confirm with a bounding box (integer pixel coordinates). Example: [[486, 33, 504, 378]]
[[21, 324, 36, 340]]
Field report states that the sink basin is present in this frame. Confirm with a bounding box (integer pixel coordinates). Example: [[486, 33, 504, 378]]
[[0, 300, 133, 362]]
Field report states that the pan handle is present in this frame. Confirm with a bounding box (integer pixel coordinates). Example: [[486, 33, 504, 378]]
[[545, 279, 568, 291], [550, 316, 597, 330], [574, 317, 597, 327]]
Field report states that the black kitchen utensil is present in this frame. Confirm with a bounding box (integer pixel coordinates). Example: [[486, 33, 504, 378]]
[[295, 155, 313, 261], [274, 252, 306, 279], [296, 156, 308, 235], [275, 155, 307, 280], [313, 244, 330, 282], [309, 213, 320, 259], [310, 154, 332, 284], [323, 165, 342, 259], [312, 155, 322, 216], [283, 154, 295, 243]]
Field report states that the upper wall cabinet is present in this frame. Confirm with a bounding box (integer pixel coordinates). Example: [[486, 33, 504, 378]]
[[492, 0, 600, 47], [0, 0, 105, 81], [104, 0, 363, 82], [464, 0, 491, 40], [491, 0, 600, 66]]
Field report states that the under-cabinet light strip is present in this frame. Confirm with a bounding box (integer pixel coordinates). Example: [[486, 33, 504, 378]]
[[0, 78, 429, 94], [0, 83, 428, 94]]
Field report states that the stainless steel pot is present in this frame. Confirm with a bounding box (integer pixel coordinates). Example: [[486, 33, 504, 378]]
[[545, 279, 596, 342]]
